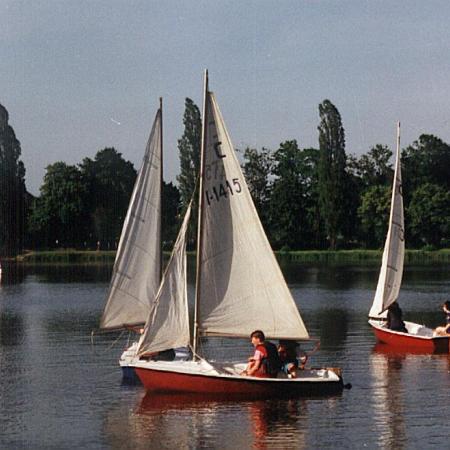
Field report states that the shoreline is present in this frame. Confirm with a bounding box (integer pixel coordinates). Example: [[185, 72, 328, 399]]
[[5, 248, 450, 265]]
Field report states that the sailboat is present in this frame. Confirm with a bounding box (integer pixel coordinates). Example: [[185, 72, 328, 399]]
[[368, 122, 449, 353], [99, 99, 164, 378], [130, 71, 344, 397]]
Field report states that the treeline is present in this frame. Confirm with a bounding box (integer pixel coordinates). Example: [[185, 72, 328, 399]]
[[0, 99, 449, 257], [26, 149, 180, 251]]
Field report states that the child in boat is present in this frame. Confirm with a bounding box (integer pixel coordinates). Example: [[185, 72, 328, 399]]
[[278, 340, 303, 378], [387, 302, 408, 333], [241, 330, 280, 378], [278, 340, 318, 378], [433, 301, 450, 336]]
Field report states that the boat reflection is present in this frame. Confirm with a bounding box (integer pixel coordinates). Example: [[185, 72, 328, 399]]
[[370, 345, 407, 449], [103, 391, 336, 449], [135, 392, 310, 449], [373, 341, 448, 356]]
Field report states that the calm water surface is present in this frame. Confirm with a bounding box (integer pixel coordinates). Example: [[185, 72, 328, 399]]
[[0, 262, 449, 449]]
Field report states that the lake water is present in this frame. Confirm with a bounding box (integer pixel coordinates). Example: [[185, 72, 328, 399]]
[[0, 261, 449, 449]]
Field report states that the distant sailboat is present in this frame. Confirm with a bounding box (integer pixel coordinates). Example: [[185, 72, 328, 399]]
[[130, 71, 344, 397], [368, 123, 449, 353], [99, 99, 163, 376]]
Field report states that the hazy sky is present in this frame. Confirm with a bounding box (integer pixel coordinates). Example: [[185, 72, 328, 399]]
[[2, 0, 450, 194]]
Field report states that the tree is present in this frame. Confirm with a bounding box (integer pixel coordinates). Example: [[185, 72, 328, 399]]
[[177, 98, 201, 209], [317, 99, 348, 249], [29, 162, 88, 248], [357, 185, 391, 248], [408, 183, 450, 248], [348, 144, 393, 190], [79, 148, 136, 248], [162, 181, 181, 249], [402, 135, 450, 198], [241, 147, 273, 221], [268, 141, 322, 249], [0, 104, 27, 256]]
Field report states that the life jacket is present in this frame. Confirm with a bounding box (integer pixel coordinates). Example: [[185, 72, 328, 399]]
[[278, 342, 298, 364], [256, 341, 282, 377]]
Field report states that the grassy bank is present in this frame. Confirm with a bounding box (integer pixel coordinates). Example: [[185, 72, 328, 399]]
[[276, 249, 450, 264], [13, 248, 450, 265], [16, 250, 117, 264]]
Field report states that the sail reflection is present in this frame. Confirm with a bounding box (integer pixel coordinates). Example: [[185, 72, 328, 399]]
[[370, 344, 407, 449]]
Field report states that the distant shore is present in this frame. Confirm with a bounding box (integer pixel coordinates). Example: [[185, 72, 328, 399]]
[[8, 248, 450, 265]]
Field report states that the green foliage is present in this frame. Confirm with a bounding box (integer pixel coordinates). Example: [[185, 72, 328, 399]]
[[29, 148, 136, 250], [162, 181, 181, 249], [0, 104, 27, 256], [29, 162, 88, 247], [408, 183, 450, 247], [317, 99, 348, 249], [79, 148, 136, 248], [177, 98, 201, 209], [358, 185, 391, 248], [241, 147, 273, 213], [268, 142, 325, 249], [348, 144, 393, 189], [402, 135, 450, 203]]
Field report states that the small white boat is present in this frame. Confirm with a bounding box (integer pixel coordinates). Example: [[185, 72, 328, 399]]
[[99, 99, 164, 380]]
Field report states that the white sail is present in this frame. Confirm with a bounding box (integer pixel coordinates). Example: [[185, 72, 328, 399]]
[[197, 91, 309, 340], [100, 109, 162, 329], [137, 203, 192, 355], [369, 123, 404, 318]]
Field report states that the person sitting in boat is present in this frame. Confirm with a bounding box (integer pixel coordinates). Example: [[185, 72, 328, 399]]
[[387, 302, 408, 333], [277, 340, 313, 378], [140, 348, 176, 361], [241, 330, 281, 378], [433, 301, 450, 336]]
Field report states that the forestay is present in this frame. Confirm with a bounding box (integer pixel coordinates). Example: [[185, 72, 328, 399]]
[[100, 110, 162, 330], [197, 92, 309, 339], [137, 204, 192, 355], [369, 123, 404, 318]]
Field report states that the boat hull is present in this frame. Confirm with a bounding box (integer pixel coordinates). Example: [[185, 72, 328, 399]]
[[369, 320, 449, 353], [134, 363, 343, 399]]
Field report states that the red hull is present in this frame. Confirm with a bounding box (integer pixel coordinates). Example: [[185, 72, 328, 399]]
[[135, 367, 343, 399], [371, 324, 449, 353]]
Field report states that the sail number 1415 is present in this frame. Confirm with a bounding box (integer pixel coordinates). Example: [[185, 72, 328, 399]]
[[205, 178, 242, 206]]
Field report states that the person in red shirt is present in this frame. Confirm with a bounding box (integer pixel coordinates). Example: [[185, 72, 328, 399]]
[[242, 330, 270, 377]]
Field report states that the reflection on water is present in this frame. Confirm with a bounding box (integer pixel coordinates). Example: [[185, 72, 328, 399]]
[[0, 311, 24, 346], [370, 344, 450, 449], [370, 346, 407, 449], [102, 393, 313, 449], [0, 262, 449, 448]]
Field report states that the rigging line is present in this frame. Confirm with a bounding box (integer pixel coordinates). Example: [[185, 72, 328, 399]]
[[89, 329, 127, 356], [106, 330, 126, 351], [188, 344, 229, 375]]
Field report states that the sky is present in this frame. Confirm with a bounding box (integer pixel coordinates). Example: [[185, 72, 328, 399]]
[[1, 0, 450, 195]]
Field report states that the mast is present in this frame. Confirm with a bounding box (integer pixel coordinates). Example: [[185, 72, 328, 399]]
[[193, 69, 208, 358], [159, 97, 164, 283]]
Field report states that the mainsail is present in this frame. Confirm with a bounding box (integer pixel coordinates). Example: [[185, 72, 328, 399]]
[[369, 122, 404, 318], [100, 108, 162, 330], [137, 203, 192, 355], [195, 86, 309, 340]]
